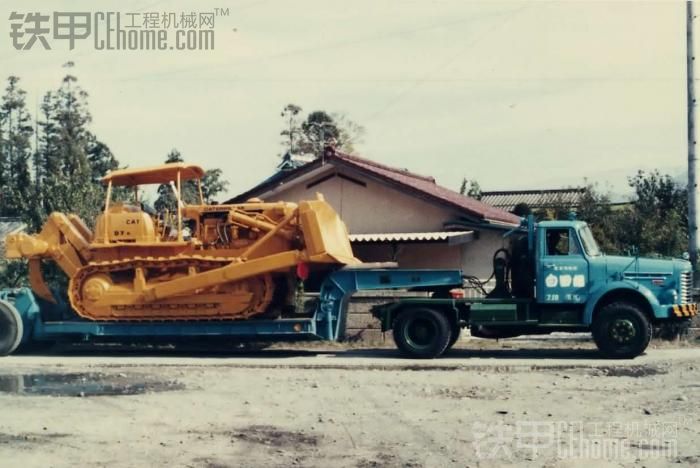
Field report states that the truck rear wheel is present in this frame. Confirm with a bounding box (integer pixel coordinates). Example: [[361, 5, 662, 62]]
[[0, 300, 23, 357], [392, 308, 451, 359], [445, 324, 461, 352], [592, 302, 652, 359]]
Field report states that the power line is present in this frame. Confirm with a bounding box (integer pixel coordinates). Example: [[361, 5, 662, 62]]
[[364, 3, 537, 122], [116, 9, 513, 83]]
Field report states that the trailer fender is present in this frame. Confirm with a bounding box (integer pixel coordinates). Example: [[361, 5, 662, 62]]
[[374, 300, 460, 333]]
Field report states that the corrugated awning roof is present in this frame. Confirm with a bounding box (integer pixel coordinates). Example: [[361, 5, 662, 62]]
[[349, 231, 473, 244]]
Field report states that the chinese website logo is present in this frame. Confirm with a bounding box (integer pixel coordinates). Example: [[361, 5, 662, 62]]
[[9, 10, 230, 51]]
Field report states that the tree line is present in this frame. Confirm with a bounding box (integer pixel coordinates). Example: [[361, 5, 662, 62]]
[[460, 172, 689, 259], [565, 172, 687, 259], [0, 64, 228, 287], [1, 65, 689, 291], [278, 103, 364, 167]]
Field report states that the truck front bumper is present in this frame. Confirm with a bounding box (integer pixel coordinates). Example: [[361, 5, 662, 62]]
[[670, 303, 698, 318]]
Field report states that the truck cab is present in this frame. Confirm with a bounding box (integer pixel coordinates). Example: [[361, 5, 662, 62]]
[[534, 220, 694, 324], [373, 217, 697, 359]]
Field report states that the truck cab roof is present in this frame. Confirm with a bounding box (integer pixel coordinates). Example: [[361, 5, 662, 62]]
[[536, 220, 588, 229]]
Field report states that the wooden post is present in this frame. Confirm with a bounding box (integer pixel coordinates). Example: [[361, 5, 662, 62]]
[[687, 1, 699, 277]]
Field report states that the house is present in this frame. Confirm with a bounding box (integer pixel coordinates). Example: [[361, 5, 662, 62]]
[[228, 148, 520, 279]]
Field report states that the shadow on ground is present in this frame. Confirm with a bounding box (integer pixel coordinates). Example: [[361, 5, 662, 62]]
[[13, 342, 610, 361]]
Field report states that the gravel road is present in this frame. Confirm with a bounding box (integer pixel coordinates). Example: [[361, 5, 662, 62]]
[[0, 341, 698, 468]]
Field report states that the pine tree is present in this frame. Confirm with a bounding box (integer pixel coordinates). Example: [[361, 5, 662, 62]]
[[1, 65, 123, 288], [0, 76, 33, 218], [154, 149, 187, 212], [33, 64, 116, 227], [87, 136, 119, 182], [279, 105, 365, 160], [201, 168, 228, 203], [153, 149, 228, 211]]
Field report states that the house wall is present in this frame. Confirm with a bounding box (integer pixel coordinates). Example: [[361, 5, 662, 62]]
[[353, 243, 463, 270], [263, 168, 455, 233], [262, 166, 504, 279], [352, 230, 504, 278], [461, 229, 508, 279]]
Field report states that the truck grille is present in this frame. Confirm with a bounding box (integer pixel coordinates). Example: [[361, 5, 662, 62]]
[[680, 271, 693, 304]]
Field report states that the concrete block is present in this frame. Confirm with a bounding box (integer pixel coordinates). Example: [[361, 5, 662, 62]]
[[346, 313, 380, 329]]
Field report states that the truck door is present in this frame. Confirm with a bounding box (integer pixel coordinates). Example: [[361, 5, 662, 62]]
[[536, 227, 589, 305]]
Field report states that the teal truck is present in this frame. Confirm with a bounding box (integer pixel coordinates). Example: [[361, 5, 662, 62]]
[[372, 217, 698, 359]]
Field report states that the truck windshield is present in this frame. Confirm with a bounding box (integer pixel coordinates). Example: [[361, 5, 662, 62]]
[[579, 225, 601, 256]]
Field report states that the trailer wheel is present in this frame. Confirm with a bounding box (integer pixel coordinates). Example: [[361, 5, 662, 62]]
[[0, 300, 23, 357], [592, 302, 652, 359], [392, 308, 451, 359]]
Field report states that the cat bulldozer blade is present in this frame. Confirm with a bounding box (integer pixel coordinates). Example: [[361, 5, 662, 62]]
[[5, 163, 358, 321]]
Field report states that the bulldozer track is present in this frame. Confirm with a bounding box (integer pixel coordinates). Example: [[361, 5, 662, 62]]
[[69, 255, 274, 321]]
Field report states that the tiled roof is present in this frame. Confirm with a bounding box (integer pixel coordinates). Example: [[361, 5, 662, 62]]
[[480, 188, 586, 212], [228, 150, 521, 226]]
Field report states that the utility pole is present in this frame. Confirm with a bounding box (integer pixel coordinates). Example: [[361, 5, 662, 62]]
[[687, 1, 699, 275]]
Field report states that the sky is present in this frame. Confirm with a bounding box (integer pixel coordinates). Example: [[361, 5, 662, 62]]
[[0, 0, 692, 201]]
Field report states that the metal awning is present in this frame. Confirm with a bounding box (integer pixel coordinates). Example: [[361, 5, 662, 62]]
[[349, 231, 474, 245]]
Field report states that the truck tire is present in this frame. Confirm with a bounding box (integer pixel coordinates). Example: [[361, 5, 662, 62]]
[[445, 325, 461, 352], [592, 302, 652, 359], [392, 308, 451, 359], [0, 300, 23, 357]]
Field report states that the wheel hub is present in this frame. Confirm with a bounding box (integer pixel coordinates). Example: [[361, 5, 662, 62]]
[[610, 318, 636, 343], [406, 318, 436, 348]]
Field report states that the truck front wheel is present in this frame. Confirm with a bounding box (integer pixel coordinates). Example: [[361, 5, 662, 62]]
[[592, 302, 652, 359], [393, 308, 451, 359]]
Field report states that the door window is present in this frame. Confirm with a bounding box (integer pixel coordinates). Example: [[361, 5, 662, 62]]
[[545, 228, 580, 256]]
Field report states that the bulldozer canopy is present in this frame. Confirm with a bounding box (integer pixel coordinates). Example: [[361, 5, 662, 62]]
[[102, 163, 205, 186]]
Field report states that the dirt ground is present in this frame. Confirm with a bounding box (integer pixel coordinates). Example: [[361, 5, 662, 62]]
[[0, 337, 699, 468]]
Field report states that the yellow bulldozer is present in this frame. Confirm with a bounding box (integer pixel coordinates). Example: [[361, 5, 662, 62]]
[[5, 163, 358, 321]]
